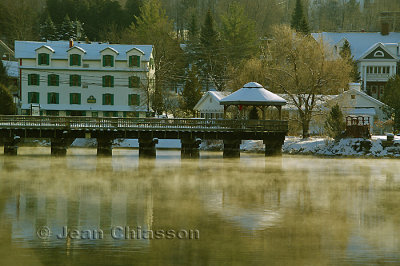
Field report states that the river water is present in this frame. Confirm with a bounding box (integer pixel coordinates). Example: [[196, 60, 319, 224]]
[[0, 147, 399, 265]]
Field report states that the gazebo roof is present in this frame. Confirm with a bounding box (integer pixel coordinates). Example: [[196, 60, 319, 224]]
[[220, 82, 287, 106]]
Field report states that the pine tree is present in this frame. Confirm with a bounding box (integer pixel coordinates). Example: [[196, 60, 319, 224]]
[[0, 60, 9, 87], [180, 67, 202, 116], [59, 14, 76, 40], [382, 75, 400, 132], [325, 104, 345, 140], [188, 14, 199, 44], [0, 84, 15, 115], [340, 40, 361, 82], [40, 15, 58, 41], [291, 0, 309, 34]]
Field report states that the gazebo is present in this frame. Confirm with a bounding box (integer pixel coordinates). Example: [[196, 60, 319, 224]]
[[220, 82, 287, 120]]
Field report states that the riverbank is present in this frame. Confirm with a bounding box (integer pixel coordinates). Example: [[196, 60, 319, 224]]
[[19, 136, 400, 157]]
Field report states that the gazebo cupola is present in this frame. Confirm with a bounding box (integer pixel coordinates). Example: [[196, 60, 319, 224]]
[[220, 82, 287, 119]]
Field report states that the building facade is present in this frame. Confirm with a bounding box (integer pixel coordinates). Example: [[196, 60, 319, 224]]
[[15, 40, 154, 117]]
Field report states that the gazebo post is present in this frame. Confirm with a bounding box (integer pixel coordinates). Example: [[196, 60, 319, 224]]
[[262, 106, 266, 120], [277, 106, 282, 120], [224, 105, 228, 119]]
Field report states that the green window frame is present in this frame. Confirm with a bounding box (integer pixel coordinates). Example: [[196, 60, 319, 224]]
[[28, 74, 40, 85], [128, 94, 140, 106], [28, 92, 40, 104], [70, 75, 81, 87], [102, 75, 114, 87], [70, 54, 81, 66], [102, 93, 114, 105], [103, 55, 114, 67], [129, 55, 140, 67], [70, 93, 81, 104], [48, 74, 59, 86], [129, 76, 140, 88], [38, 53, 50, 65], [47, 92, 59, 104]]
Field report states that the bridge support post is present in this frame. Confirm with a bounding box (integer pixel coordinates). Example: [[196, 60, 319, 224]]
[[223, 139, 241, 158], [51, 138, 73, 156], [4, 136, 20, 156], [97, 138, 113, 156], [264, 136, 285, 156], [181, 138, 201, 159], [139, 138, 158, 158]]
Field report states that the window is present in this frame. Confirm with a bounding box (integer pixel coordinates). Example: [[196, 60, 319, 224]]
[[70, 54, 81, 66], [48, 74, 59, 86], [28, 92, 40, 104], [103, 111, 118, 117], [70, 93, 81, 104], [102, 75, 114, 87], [128, 94, 140, 106], [103, 55, 114, 67], [103, 93, 114, 105], [129, 76, 140, 88], [47, 92, 59, 104], [46, 110, 59, 116], [129, 55, 140, 67], [374, 51, 384, 57], [28, 74, 40, 85], [351, 95, 356, 99], [38, 53, 49, 65], [70, 75, 81, 87]]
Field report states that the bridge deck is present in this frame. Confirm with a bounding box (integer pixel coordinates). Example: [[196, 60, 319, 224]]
[[0, 116, 288, 133]]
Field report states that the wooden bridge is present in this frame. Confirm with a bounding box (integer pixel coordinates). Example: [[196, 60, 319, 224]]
[[0, 116, 288, 158]]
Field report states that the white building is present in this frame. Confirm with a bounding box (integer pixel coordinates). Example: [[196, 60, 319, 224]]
[[15, 40, 154, 117], [193, 90, 230, 119], [312, 32, 400, 99]]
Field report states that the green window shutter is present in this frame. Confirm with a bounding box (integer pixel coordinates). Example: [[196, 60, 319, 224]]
[[111, 94, 114, 105], [78, 94, 81, 104], [66, 110, 71, 116], [78, 75, 81, 86], [48, 75, 51, 86], [70, 93, 73, 104], [36, 92, 40, 103], [46, 54, 49, 65], [128, 94, 132, 105], [47, 93, 51, 104], [110, 56, 114, 67], [129, 56, 133, 67], [136, 94, 140, 105], [69, 75, 73, 86], [28, 92, 32, 103], [113, 112, 118, 117], [28, 74, 31, 85], [123, 112, 127, 118], [136, 56, 140, 67], [38, 54, 42, 65], [111, 76, 114, 87], [102, 94, 105, 105], [103, 56, 106, 67], [70, 54, 73, 66], [56, 75, 59, 86], [135, 111, 139, 118], [37, 75, 40, 86], [128, 77, 132, 88], [77, 55, 81, 66], [56, 93, 59, 104], [102, 76, 105, 87]]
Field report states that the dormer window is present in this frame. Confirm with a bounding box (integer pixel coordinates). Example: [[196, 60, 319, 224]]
[[70, 54, 81, 66], [38, 53, 50, 65], [129, 55, 140, 67], [103, 55, 114, 67], [374, 51, 384, 57]]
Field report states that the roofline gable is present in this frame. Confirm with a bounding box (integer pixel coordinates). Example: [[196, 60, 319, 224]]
[[332, 88, 386, 107], [358, 42, 397, 61], [67, 46, 86, 54], [100, 47, 119, 54], [126, 47, 145, 55], [34, 45, 55, 53]]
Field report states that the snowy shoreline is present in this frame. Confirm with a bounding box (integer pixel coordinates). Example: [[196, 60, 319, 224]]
[[18, 136, 400, 158]]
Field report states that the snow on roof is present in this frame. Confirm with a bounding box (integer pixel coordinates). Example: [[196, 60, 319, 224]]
[[343, 108, 376, 116], [15, 41, 153, 61], [312, 32, 400, 60], [2, 60, 18, 78], [193, 90, 230, 111], [209, 90, 230, 100], [67, 46, 86, 53], [220, 82, 287, 106]]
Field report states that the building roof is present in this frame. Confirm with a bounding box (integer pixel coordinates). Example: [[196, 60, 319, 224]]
[[220, 82, 287, 106], [14, 41, 153, 61], [311, 32, 400, 60], [2, 60, 18, 78], [193, 90, 230, 111]]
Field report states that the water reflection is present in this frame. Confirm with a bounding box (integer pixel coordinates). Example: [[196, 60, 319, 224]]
[[0, 149, 400, 265]]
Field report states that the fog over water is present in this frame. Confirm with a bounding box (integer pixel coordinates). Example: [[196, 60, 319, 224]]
[[0, 147, 400, 265]]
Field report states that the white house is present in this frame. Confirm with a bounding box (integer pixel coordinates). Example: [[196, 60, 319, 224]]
[[193, 90, 230, 119], [15, 40, 154, 117], [312, 32, 400, 99]]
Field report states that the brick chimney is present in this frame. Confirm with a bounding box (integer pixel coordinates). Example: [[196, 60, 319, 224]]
[[381, 22, 390, 36], [69, 38, 74, 48]]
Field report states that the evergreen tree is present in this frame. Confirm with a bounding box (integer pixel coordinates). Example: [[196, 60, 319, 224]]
[[180, 67, 202, 116], [188, 14, 199, 44], [220, 2, 258, 65], [197, 9, 226, 90], [0, 60, 9, 87], [339, 40, 361, 82], [0, 84, 15, 115], [382, 75, 400, 132], [325, 103, 345, 140], [40, 15, 58, 41], [291, 0, 309, 34], [59, 14, 76, 40]]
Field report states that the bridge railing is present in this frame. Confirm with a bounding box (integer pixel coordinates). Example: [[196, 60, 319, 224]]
[[0, 116, 288, 132]]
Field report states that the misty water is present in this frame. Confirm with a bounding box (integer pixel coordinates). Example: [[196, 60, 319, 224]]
[[0, 148, 400, 265]]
